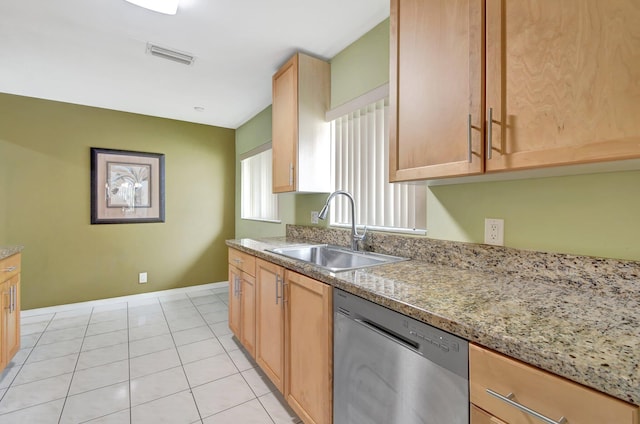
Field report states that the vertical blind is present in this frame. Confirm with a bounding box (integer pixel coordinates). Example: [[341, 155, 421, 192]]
[[241, 148, 279, 222], [330, 99, 427, 231]]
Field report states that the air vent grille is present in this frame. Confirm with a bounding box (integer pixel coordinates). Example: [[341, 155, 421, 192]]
[[146, 43, 194, 65]]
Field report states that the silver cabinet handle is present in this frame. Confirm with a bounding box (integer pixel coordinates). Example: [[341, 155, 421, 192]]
[[275, 274, 284, 305], [487, 107, 493, 160], [486, 389, 567, 424], [467, 114, 473, 163], [11, 285, 14, 312], [2, 266, 16, 272], [275, 274, 280, 305]]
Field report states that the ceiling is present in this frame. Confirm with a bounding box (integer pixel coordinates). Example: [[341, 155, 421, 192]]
[[0, 0, 389, 129]]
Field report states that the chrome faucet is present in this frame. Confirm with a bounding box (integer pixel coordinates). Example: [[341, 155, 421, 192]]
[[318, 190, 367, 251]]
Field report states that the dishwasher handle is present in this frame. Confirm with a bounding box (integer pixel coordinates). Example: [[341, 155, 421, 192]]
[[354, 318, 420, 353]]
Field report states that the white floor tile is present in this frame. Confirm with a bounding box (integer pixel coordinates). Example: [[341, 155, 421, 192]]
[[241, 367, 275, 397], [0, 373, 72, 414], [52, 308, 92, 319], [76, 343, 128, 370], [168, 316, 206, 332], [20, 321, 49, 336], [27, 338, 82, 363], [7, 348, 32, 368], [59, 382, 129, 424], [90, 309, 127, 324], [190, 295, 218, 306], [38, 325, 86, 345], [19, 333, 41, 349], [192, 373, 255, 418], [227, 348, 256, 372], [82, 330, 128, 352], [83, 408, 130, 423], [86, 318, 128, 336], [218, 333, 242, 353], [69, 359, 129, 396], [177, 339, 224, 364], [209, 322, 232, 337], [12, 354, 78, 386], [47, 315, 90, 331], [183, 353, 238, 388], [127, 312, 166, 328], [130, 366, 189, 406], [196, 301, 227, 314], [258, 392, 301, 424], [130, 348, 181, 379], [128, 322, 170, 341], [203, 399, 273, 424], [0, 366, 19, 390], [129, 334, 174, 358], [172, 325, 214, 347], [0, 398, 64, 424], [160, 299, 195, 311], [20, 313, 54, 325], [91, 302, 128, 314], [131, 390, 200, 424], [188, 289, 216, 299]]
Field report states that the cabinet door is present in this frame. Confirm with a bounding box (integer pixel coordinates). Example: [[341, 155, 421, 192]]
[[486, 0, 640, 172], [255, 259, 285, 392], [471, 405, 507, 424], [228, 265, 242, 339], [389, 0, 484, 181], [0, 281, 7, 371], [272, 54, 298, 193], [5, 276, 20, 361], [285, 271, 332, 424], [240, 274, 256, 358]]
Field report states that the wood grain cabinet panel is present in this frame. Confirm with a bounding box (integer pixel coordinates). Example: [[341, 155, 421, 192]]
[[285, 270, 332, 424], [227, 248, 256, 358], [255, 258, 286, 392], [486, 0, 640, 172], [470, 343, 639, 424], [0, 253, 21, 372]]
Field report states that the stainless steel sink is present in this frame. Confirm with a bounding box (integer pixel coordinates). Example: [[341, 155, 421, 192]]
[[267, 244, 408, 272]]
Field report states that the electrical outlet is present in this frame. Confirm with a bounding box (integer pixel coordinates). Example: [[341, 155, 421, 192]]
[[484, 218, 504, 246], [311, 211, 319, 224], [138, 272, 148, 284]]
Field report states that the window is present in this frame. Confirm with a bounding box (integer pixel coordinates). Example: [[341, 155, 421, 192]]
[[240, 144, 279, 222], [330, 98, 427, 233]]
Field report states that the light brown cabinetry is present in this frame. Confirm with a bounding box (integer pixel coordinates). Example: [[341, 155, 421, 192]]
[[0, 253, 21, 372], [470, 343, 640, 424], [285, 270, 332, 424], [255, 258, 286, 392], [227, 248, 256, 357], [390, 0, 640, 181], [272, 52, 331, 193]]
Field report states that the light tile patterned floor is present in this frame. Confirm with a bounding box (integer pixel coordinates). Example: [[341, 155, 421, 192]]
[[0, 286, 302, 424]]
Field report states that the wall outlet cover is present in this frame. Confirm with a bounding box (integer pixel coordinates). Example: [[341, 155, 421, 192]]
[[138, 272, 148, 284], [311, 211, 319, 224], [484, 218, 504, 246]]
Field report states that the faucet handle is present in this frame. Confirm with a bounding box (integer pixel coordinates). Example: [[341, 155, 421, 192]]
[[355, 225, 368, 241]]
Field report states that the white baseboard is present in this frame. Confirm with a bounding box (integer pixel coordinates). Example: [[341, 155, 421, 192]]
[[22, 281, 229, 317]]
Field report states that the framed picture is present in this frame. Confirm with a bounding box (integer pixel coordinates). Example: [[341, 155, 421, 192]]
[[90, 148, 165, 224]]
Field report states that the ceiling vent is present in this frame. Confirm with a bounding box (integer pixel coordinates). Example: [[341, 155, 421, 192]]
[[146, 43, 194, 65]]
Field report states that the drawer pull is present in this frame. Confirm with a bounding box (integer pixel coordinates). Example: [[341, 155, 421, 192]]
[[486, 389, 567, 424], [233, 258, 243, 264], [2, 266, 16, 272]]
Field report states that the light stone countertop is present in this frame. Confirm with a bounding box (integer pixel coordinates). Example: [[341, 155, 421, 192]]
[[226, 232, 640, 406], [0, 246, 23, 261]]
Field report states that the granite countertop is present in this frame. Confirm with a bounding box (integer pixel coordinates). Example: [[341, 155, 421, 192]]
[[226, 231, 640, 406], [0, 246, 23, 261]]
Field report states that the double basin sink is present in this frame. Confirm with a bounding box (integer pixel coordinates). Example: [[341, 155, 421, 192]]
[[267, 244, 408, 272]]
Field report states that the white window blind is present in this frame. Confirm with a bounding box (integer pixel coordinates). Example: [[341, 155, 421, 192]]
[[330, 99, 427, 233], [241, 146, 280, 222]]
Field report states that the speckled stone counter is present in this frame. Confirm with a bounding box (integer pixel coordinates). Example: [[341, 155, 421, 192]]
[[0, 246, 23, 261], [226, 226, 640, 406]]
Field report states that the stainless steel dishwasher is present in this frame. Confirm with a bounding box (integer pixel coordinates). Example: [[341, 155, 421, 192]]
[[333, 288, 469, 424]]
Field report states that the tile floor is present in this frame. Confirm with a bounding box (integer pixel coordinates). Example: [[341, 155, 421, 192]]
[[0, 285, 302, 424]]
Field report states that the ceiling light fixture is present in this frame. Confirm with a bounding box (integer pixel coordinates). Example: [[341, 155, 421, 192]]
[[124, 0, 180, 15], [146, 43, 194, 65]]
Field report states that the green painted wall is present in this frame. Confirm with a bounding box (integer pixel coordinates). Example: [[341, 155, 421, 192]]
[[330, 19, 390, 109], [0, 93, 236, 309]]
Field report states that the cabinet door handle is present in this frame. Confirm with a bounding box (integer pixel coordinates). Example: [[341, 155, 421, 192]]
[[486, 107, 493, 160], [233, 258, 243, 264], [11, 285, 14, 312], [2, 266, 16, 272], [486, 389, 567, 424], [275, 274, 280, 305], [467, 114, 473, 163], [288, 162, 294, 186]]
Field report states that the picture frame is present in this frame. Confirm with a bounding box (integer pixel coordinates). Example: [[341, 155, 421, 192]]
[[90, 148, 165, 224]]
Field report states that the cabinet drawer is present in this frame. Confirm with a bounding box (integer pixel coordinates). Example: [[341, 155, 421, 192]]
[[228, 248, 255, 277], [470, 344, 639, 424], [471, 405, 506, 424], [0, 253, 20, 284]]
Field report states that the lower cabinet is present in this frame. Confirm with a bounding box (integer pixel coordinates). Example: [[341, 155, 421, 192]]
[[1, 253, 21, 372], [469, 343, 639, 424], [285, 270, 332, 424], [229, 252, 333, 424], [255, 259, 286, 392]]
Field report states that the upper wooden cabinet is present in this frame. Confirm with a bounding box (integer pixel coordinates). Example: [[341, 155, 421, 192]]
[[390, 0, 640, 181], [486, 0, 640, 172], [389, 0, 485, 181], [272, 53, 331, 193]]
